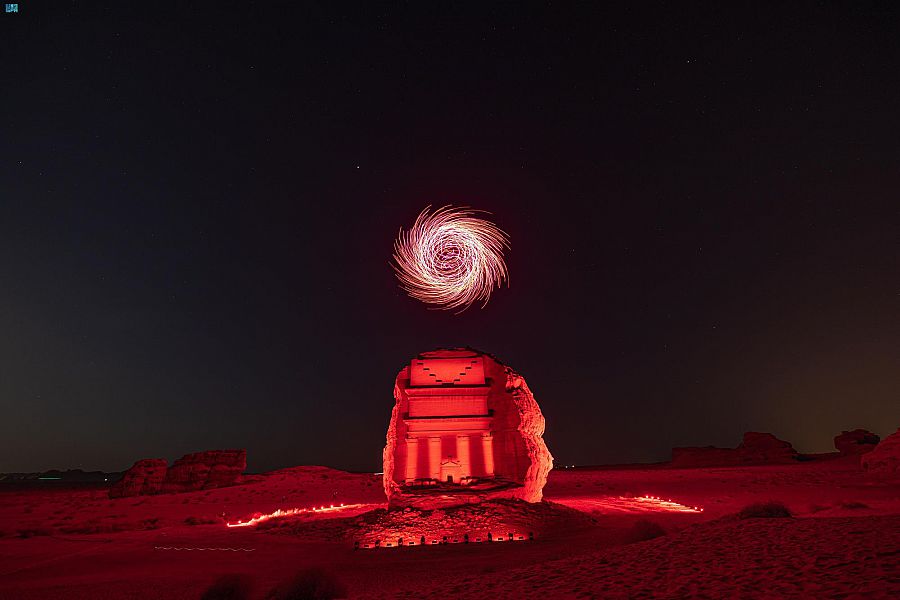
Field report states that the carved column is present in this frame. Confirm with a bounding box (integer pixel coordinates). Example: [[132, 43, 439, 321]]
[[482, 434, 495, 477], [456, 434, 471, 479], [428, 437, 441, 481], [405, 436, 419, 483]]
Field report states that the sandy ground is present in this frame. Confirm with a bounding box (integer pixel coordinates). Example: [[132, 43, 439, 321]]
[[1, 456, 898, 599]]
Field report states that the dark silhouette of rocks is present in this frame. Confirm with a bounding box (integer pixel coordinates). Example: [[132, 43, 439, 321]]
[[737, 432, 798, 462], [862, 428, 900, 478], [834, 429, 880, 456], [672, 432, 798, 467]]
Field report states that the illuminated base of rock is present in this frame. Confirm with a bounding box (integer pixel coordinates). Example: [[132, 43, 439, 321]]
[[389, 478, 527, 510]]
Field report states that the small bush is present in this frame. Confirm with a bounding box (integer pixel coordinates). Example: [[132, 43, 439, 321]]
[[840, 501, 869, 510], [201, 574, 253, 600], [738, 501, 792, 519], [266, 568, 347, 600], [627, 519, 666, 542]]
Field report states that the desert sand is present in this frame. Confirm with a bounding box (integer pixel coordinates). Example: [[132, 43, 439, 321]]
[[1, 456, 898, 599]]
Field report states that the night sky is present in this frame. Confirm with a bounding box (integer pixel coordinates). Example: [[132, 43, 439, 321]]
[[2, 3, 897, 474]]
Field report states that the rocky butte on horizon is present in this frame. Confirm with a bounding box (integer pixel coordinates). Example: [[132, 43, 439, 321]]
[[108, 449, 246, 498]]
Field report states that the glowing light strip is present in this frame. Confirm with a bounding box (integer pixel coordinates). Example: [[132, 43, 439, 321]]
[[154, 546, 255, 551], [552, 495, 704, 514], [636, 495, 703, 512], [225, 503, 366, 528]]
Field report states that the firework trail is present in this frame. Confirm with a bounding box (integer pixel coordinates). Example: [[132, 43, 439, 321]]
[[392, 206, 509, 312]]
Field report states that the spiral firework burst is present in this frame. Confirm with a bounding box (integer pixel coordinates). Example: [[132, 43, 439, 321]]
[[392, 206, 510, 312]]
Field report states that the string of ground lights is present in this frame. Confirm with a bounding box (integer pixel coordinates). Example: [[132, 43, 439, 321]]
[[552, 495, 703, 514], [225, 503, 369, 528], [355, 531, 535, 550]]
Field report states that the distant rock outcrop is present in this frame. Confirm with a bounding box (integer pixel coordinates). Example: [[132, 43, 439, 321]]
[[834, 429, 880, 456], [671, 432, 798, 468], [108, 458, 167, 498], [162, 449, 247, 493], [108, 450, 246, 498], [862, 428, 900, 478], [736, 432, 798, 463]]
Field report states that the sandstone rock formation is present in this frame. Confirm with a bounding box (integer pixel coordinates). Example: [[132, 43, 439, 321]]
[[671, 432, 798, 468], [861, 427, 900, 478], [383, 348, 552, 509], [162, 449, 247, 493], [108, 449, 246, 498], [736, 432, 798, 463], [834, 429, 880, 456], [108, 458, 167, 498]]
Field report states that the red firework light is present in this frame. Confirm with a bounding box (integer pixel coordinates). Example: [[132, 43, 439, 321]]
[[392, 205, 510, 312]]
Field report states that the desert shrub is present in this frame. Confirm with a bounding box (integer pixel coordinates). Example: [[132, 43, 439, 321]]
[[627, 519, 666, 542], [808, 503, 829, 513], [17, 527, 52, 538], [201, 574, 253, 600], [738, 501, 792, 519], [840, 501, 869, 510], [265, 568, 347, 600]]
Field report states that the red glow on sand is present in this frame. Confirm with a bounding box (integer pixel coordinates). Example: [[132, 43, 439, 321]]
[[633, 495, 703, 512], [225, 503, 366, 528], [554, 495, 703, 514]]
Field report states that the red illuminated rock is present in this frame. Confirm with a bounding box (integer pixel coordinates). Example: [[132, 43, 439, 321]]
[[108, 458, 167, 498], [162, 449, 246, 493], [862, 427, 900, 478], [834, 429, 880, 456], [736, 432, 798, 463], [672, 432, 797, 467], [108, 450, 246, 498], [383, 349, 552, 509]]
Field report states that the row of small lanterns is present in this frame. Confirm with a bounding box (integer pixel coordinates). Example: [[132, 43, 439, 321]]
[[355, 531, 534, 549]]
